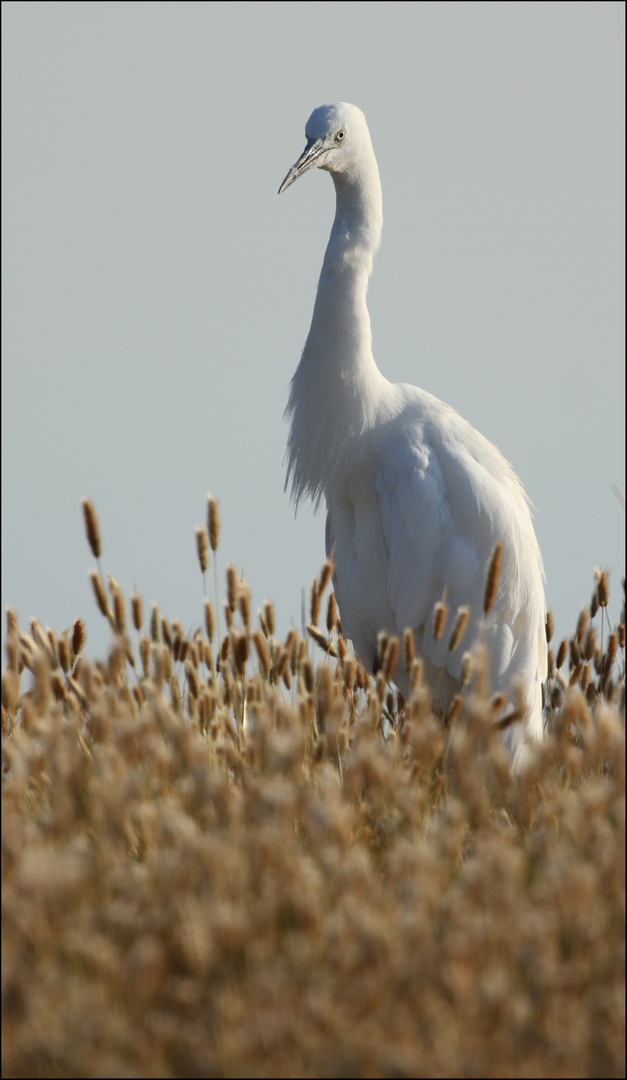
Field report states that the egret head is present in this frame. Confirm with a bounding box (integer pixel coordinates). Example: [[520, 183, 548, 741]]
[[278, 102, 372, 194]]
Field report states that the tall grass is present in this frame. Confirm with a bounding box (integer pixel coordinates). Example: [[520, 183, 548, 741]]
[[2, 499, 624, 1078]]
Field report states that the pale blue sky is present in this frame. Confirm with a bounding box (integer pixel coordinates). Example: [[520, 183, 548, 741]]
[[2, 1, 624, 658]]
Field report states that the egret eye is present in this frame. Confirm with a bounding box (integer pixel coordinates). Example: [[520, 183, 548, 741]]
[[336, 130, 345, 142]]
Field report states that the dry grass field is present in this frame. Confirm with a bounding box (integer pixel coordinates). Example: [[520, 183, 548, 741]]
[[2, 500, 624, 1078]]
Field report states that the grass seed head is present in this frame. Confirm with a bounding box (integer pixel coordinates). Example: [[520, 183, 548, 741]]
[[107, 575, 126, 635], [171, 676, 181, 714], [195, 526, 209, 574], [239, 583, 251, 628], [207, 494, 220, 551], [433, 601, 447, 643], [484, 540, 503, 615], [89, 570, 110, 619], [597, 569, 609, 607], [5, 634, 18, 674], [226, 564, 238, 612], [301, 657, 314, 694], [584, 625, 596, 661], [264, 601, 275, 637], [6, 606, 18, 638], [310, 579, 320, 626], [448, 606, 469, 654], [81, 497, 101, 559], [185, 661, 199, 700], [139, 635, 150, 675], [377, 630, 389, 670], [233, 631, 249, 677], [204, 599, 215, 643], [342, 656, 356, 690], [319, 557, 333, 595], [252, 630, 270, 678], [307, 625, 333, 655], [1, 669, 19, 712], [383, 637, 399, 682], [460, 651, 473, 687], [72, 618, 86, 658], [57, 633, 71, 673]]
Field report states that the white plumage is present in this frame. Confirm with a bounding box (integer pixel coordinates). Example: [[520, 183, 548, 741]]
[[279, 103, 546, 764]]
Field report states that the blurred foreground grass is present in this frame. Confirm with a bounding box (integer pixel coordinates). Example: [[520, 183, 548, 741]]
[[2, 501, 624, 1078]]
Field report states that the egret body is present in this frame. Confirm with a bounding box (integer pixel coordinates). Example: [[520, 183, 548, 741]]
[[279, 103, 546, 764]]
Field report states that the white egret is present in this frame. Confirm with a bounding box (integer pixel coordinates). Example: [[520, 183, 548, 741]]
[[279, 103, 546, 764]]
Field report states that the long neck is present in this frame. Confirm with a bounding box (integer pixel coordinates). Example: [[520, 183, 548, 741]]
[[285, 158, 394, 507], [312, 168, 383, 364]]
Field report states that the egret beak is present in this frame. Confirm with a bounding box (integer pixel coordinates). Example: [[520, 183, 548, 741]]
[[278, 137, 328, 194]]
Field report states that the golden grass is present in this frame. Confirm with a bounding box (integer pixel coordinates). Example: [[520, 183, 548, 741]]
[[2, 502, 625, 1078]]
